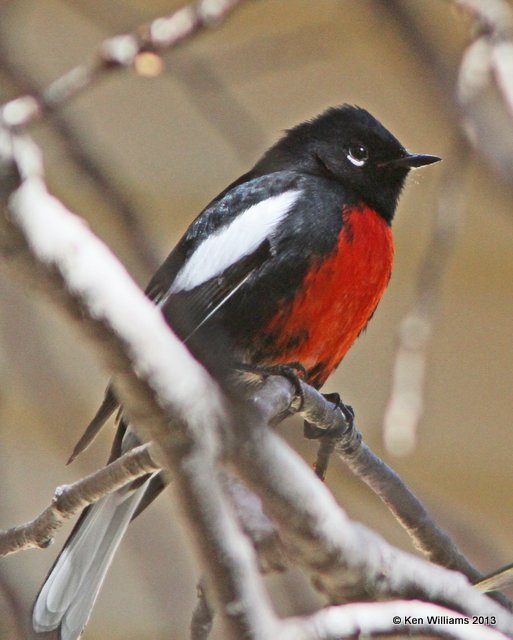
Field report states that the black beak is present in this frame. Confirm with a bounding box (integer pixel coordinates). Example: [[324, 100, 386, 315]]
[[380, 153, 441, 169]]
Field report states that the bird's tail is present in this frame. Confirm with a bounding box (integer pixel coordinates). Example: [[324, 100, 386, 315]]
[[32, 478, 151, 640]]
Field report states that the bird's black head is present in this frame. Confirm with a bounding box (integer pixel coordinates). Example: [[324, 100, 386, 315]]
[[253, 105, 440, 223]]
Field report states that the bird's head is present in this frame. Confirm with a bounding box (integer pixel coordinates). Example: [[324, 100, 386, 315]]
[[254, 104, 440, 223]]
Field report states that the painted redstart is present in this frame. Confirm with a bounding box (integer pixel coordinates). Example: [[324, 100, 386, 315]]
[[33, 105, 440, 639]]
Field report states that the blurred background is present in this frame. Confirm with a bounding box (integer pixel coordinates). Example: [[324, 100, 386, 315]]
[[1, 0, 513, 638]]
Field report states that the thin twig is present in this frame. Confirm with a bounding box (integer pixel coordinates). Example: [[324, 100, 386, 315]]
[[0, 0, 249, 130], [0, 128, 279, 640], [62, 0, 267, 163], [251, 376, 493, 594], [0, 38, 159, 273], [298, 382, 484, 581], [1, 125, 512, 637], [232, 384, 513, 631], [0, 444, 157, 558], [298, 380, 511, 609]]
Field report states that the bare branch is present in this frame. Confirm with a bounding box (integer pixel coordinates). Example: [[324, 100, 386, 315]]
[[0, 0, 249, 129], [0, 130, 279, 640], [0, 443, 288, 584], [284, 380, 485, 585], [221, 473, 287, 574], [0, 39, 159, 273], [0, 444, 158, 558], [167, 417, 281, 640], [1, 126, 511, 637], [230, 377, 513, 632], [0, 5, 509, 632], [0, 367, 486, 595], [291, 600, 510, 640]]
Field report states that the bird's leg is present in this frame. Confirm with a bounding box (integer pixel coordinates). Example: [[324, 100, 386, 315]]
[[303, 393, 355, 481]]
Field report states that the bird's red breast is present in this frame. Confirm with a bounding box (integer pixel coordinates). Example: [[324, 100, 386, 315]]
[[263, 204, 394, 387]]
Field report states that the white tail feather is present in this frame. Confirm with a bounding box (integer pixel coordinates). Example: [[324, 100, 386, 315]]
[[33, 479, 151, 639]]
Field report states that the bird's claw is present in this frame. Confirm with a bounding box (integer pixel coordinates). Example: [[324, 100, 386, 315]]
[[238, 361, 306, 410], [304, 393, 354, 440]]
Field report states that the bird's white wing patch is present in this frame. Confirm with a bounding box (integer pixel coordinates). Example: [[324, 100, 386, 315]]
[[170, 190, 301, 294]]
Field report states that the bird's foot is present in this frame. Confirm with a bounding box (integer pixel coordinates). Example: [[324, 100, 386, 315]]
[[304, 392, 354, 439], [237, 361, 306, 410]]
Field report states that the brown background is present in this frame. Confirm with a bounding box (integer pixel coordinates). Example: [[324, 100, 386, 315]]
[[1, 1, 512, 638]]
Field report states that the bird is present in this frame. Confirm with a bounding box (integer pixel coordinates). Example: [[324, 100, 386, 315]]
[[32, 104, 440, 639]]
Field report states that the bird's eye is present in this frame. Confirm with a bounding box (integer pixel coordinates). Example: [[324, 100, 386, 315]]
[[347, 143, 368, 167]]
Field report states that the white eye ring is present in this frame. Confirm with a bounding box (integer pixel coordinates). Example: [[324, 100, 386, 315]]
[[347, 144, 368, 167]]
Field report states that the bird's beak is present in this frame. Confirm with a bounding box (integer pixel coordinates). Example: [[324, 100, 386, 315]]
[[380, 153, 442, 169]]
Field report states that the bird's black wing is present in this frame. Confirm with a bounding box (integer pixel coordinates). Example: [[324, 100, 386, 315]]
[[67, 170, 297, 461], [160, 238, 272, 342]]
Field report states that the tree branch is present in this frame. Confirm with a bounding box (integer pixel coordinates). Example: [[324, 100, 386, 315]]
[[293, 381, 484, 584], [0, 0, 249, 130], [1, 125, 511, 637], [290, 600, 510, 639], [221, 472, 288, 574], [0, 4, 510, 635], [231, 377, 513, 632], [0, 444, 157, 558], [0, 37, 160, 274], [0, 130, 278, 640]]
